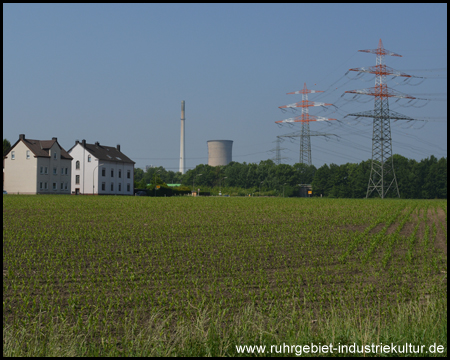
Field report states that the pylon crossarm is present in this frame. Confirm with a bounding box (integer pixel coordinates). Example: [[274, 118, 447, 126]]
[[287, 89, 324, 95], [275, 115, 337, 124], [349, 65, 413, 78], [347, 109, 415, 121], [286, 82, 324, 95], [358, 39, 402, 57], [345, 87, 416, 99], [279, 100, 332, 109]]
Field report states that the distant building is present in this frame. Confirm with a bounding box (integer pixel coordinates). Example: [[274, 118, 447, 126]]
[[207, 140, 233, 166], [68, 140, 135, 195], [3, 134, 72, 194]]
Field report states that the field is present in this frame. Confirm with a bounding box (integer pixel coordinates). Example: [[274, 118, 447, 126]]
[[3, 196, 447, 356]]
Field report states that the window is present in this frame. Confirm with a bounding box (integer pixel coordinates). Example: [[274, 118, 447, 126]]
[[111, 183, 114, 191], [53, 152, 57, 159], [102, 168, 106, 177], [65, 167, 68, 175], [76, 161, 80, 170], [40, 166, 44, 174], [101, 182, 106, 191], [39, 182, 43, 190], [26, 150, 30, 159], [44, 167, 48, 174], [118, 183, 122, 192], [118, 170, 122, 178], [44, 182, 48, 190], [111, 169, 114, 177], [61, 182, 64, 190], [127, 170, 131, 179], [75, 175, 80, 184], [53, 167, 57, 175], [127, 183, 130, 192], [64, 182, 68, 190], [88, 155, 91, 162], [53, 183, 57, 190], [61, 167, 64, 175], [11, 151, 15, 160]]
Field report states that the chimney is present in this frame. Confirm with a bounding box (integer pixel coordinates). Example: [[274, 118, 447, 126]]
[[179, 100, 185, 174], [52, 137, 57, 141], [116, 144, 121, 152], [95, 141, 99, 147], [19, 134, 25, 140], [75, 139, 79, 145], [82, 139, 86, 147]]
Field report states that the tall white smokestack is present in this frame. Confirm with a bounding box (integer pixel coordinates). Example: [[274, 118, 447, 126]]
[[179, 100, 185, 174]]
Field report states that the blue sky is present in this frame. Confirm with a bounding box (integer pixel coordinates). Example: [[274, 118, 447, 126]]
[[3, 3, 447, 171]]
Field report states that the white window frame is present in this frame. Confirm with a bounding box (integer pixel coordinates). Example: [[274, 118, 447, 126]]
[[39, 182, 43, 190], [75, 175, 80, 185], [11, 151, 15, 160], [60, 182, 64, 190], [76, 161, 80, 170], [53, 167, 57, 175], [44, 182, 48, 190], [40, 166, 44, 174], [26, 150, 30, 159], [44, 167, 48, 174], [88, 155, 91, 162], [61, 167, 64, 175], [53, 182, 57, 190], [64, 182, 68, 190]]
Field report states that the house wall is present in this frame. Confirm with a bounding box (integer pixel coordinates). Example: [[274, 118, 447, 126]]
[[69, 144, 134, 195], [97, 161, 134, 195], [36, 143, 71, 194], [70, 144, 97, 194], [4, 141, 38, 194]]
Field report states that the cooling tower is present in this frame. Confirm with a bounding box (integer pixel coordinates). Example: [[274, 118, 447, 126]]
[[207, 140, 233, 166]]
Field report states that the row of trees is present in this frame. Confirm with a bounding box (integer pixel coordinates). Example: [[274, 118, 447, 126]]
[[134, 155, 447, 199], [5, 136, 443, 198]]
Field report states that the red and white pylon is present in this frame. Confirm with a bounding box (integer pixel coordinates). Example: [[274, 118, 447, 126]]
[[276, 83, 336, 165], [345, 39, 418, 199]]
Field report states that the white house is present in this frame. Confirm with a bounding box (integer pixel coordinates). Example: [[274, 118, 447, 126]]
[[68, 139, 135, 195], [3, 134, 72, 194]]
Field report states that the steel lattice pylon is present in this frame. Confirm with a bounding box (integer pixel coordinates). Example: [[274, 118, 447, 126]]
[[345, 39, 417, 199], [276, 83, 337, 165], [276, 131, 339, 164], [270, 137, 288, 165]]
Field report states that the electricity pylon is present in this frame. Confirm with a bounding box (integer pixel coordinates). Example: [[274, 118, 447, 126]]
[[345, 39, 418, 199], [276, 131, 339, 164], [270, 137, 288, 165], [276, 83, 337, 165]]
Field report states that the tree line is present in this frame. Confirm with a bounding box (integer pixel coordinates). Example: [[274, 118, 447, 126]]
[[134, 154, 447, 199], [3, 137, 446, 199]]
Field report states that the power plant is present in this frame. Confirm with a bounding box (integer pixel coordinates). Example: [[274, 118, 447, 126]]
[[207, 140, 233, 166], [179, 100, 185, 174]]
